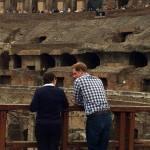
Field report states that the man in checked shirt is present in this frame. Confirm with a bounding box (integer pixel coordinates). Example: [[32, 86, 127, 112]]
[[72, 62, 112, 150]]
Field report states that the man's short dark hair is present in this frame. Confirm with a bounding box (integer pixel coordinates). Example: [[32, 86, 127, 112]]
[[43, 72, 56, 84]]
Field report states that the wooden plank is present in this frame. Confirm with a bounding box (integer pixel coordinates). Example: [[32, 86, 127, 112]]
[[134, 139, 150, 147], [111, 105, 150, 112], [6, 140, 119, 148], [0, 111, 7, 150], [69, 105, 150, 112], [68, 140, 119, 147], [6, 141, 37, 148], [0, 104, 150, 112], [0, 104, 29, 110], [62, 111, 69, 150], [128, 113, 135, 150], [119, 112, 126, 150]]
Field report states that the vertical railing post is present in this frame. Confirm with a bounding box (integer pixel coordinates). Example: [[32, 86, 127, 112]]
[[127, 112, 135, 150], [62, 111, 69, 150], [119, 112, 126, 150], [0, 111, 7, 150]]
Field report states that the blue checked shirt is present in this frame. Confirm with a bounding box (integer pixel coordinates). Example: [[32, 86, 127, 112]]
[[74, 73, 110, 115]]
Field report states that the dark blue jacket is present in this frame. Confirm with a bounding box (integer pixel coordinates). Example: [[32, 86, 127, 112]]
[[30, 85, 68, 124]]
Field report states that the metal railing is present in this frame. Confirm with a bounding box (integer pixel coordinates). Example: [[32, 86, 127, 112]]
[[0, 104, 150, 150]]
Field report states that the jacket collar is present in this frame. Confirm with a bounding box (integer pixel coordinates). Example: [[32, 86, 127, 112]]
[[43, 83, 55, 87]]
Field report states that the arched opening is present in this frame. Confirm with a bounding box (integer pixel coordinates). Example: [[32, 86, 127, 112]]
[[32, 36, 47, 43], [61, 53, 77, 66], [27, 66, 35, 70], [0, 75, 11, 85], [100, 77, 108, 90], [13, 54, 21, 68], [142, 79, 150, 92], [32, 0, 38, 13], [56, 77, 64, 87], [129, 52, 147, 67], [40, 54, 55, 71], [118, 0, 129, 9], [113, 32, 133, 43], [0, 51, 10, 69], [80, 52, 100, 69]]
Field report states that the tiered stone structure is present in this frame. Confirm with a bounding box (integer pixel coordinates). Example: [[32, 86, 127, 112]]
[[0, 0, 88, 13], [0, 7, 150, 92], [0, 0, 149, 13], [0, 0, 150, 144]]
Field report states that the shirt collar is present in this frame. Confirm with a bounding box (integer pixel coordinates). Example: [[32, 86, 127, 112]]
[[76, 73, 90, 80], [80, 73, 90, 77], [43, 83, 55, 87]]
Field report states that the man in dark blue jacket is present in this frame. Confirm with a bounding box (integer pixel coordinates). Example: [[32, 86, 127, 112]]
[[30, 72, 68, 150]]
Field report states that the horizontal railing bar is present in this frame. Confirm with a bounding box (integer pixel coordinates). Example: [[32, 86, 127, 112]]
[[6, 139, 150, 148], [134, 139, 150, 147], [69, 105, 150, 112], [0, 104, 150, 112], [0, 104, 29, 110], [68, 140, 119, 147], [6, 141, 37, 148], [6, 140, 119, 148]]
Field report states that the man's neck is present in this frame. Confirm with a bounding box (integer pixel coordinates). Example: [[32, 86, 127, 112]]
[[80, 72, 88, 77]]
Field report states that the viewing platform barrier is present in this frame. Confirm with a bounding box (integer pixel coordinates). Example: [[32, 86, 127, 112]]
[[0, 104, 150, 150]]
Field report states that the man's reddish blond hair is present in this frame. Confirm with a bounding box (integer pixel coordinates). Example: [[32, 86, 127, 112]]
[[72, 62, 87, 72]]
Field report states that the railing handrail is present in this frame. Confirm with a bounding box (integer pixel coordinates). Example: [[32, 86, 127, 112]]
[[0, 104, 150, 112]]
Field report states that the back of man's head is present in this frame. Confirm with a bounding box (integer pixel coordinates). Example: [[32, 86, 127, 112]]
[[43, 72, 56, 84], [72, 62, 87, 72]]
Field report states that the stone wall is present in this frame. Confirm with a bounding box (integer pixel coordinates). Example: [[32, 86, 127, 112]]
[[0, 11, 150, 91], [0, 4, 150, 145], [0, 86, 149, 104], [1, 86, 149, 143]]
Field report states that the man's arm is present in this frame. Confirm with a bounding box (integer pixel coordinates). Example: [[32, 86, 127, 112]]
[[74, 80, 84, 106], [61, 90, 69, 111], [30, 89, 39, 112]]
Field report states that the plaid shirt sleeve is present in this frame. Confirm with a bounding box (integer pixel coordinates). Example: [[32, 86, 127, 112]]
[[74, 79, 84, 106]]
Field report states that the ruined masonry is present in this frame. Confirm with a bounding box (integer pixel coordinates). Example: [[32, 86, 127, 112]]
[[0, 0, 150, 143]]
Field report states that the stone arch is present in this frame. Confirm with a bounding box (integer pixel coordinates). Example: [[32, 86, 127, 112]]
[[32, 0, 38, 13], [112, 31, 133, 43], [78, 52, 100, 69], [40, 54, 55, 71], [60, 53, 77, 66], [31, 36, 47, 43], [0, 51, 10, 69], [56, 77, 64, 87], [13, 54, 22, 68], [142, 79, 150, 92], [0, 75, 11, 85], [100, 77, 108, 90], [118, 0, 129, 9], [129, 52, 147, 67]]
